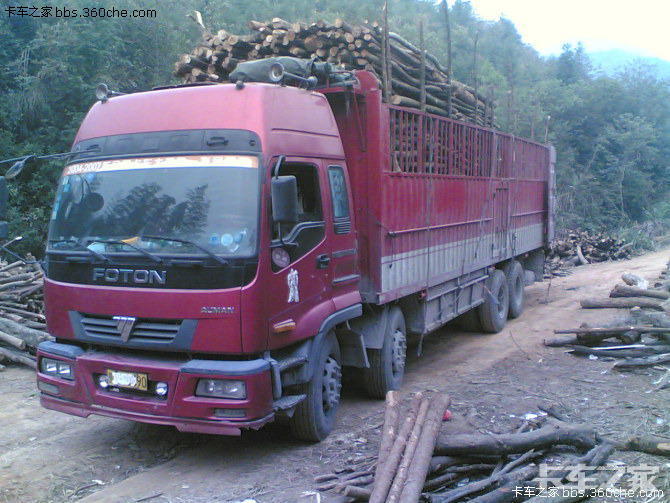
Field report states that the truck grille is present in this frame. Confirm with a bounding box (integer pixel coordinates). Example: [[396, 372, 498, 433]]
[[80, 314, 182, 343]]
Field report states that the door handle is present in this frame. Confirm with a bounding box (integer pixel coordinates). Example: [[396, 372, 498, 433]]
[[316, 254, 331, 269]]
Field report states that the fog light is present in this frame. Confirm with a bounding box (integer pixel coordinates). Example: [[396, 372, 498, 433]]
[[98, 375, 109, 389], [196, 379, 246, 399], [155, 382, 168, 397], [38, 381, 60, 395], [214, 408, 246, 418]]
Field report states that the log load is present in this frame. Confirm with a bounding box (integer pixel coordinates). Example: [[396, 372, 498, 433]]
[[0, 256, 51, 371], [173, 17, 494, 126]]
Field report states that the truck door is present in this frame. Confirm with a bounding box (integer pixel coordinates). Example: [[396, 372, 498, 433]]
[[266, 159, 334, 348], [492, 182, 510, 259], [325, 164, 359, 310]]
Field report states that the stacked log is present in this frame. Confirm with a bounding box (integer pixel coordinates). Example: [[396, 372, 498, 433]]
[[547, 229, 633, 276], [546, 263, 670, 380], [0, 257, 51, 371], [174, 17, 493, 126], [314, 392, 668, 501]]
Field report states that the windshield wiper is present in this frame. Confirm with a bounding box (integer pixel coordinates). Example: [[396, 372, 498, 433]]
[[140, 235, 228, 265], [85, 238, 163, 264], [48, 238, 109, 263]]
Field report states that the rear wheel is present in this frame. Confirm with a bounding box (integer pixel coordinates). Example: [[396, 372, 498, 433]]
[[478, 269, 509, 333], [289, 333, 341, 441], [504, 261, 525, 319], [364, 307, 407, 399]]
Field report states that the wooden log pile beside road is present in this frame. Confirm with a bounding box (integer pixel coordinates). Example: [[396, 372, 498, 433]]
[[545, 261, 670, 384], [546, 229, 633, 277], [0, 257, 51, 371], [314, 391, 667, 502], [174, 17, 494, 126]]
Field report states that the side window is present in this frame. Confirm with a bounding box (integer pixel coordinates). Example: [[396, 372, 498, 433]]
[[328, 166, 351, 234], [271, 163, 325, 268]]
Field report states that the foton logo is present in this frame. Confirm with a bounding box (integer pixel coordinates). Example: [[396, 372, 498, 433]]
[[92, 268, 167, 285]]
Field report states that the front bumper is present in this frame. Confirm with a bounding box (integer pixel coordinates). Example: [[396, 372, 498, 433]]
[[36, 341, 275, 436]]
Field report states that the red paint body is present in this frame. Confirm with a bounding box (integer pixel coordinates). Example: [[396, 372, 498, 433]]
[[38, 71, 553, 435]]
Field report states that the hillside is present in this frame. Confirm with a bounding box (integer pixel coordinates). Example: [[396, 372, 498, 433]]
[[590, 49, 670, 79]]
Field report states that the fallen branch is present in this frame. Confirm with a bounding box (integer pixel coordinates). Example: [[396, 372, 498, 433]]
[[618, 435, 670, 457], [613, 353, 670, 369]]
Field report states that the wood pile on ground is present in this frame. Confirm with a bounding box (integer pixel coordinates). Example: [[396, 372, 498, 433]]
[[315, 391, 668, 501], [545, 263, 670, 387], [0, 257, 52, 371], [174, 17, 493, 126], [546, 230, 633, 277]]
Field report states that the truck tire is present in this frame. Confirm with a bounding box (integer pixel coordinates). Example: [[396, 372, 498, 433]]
[[289, 333, 341, 442], [364, 307, 407, 399], [504, 261, 525, 319], [478, 269, 509, 333]]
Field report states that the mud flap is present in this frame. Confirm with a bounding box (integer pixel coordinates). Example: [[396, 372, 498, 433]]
[[348, 305, 390, 350], [336, 327, 370, 368]]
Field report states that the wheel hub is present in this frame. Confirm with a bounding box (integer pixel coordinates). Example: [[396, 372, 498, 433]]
[[322, 356, 342, 412], [391, 329, 407, 376], [497, 287, 506, 316]]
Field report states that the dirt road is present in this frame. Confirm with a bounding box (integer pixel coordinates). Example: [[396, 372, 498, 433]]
[[1, 249, 669, 503]]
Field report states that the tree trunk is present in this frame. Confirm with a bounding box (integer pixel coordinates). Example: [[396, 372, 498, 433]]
[[0, 317, 51, 347], [0, 346, 36, 368], [369, 394, 422, 503], [399, 394, 451, 501], [434, 421, 598, 456], [378, 390, 400, 473], [610, 284, 669, 300], [580, 297, 665, 311], [0, 330, 26, 350], [386, 397, 430, 503]]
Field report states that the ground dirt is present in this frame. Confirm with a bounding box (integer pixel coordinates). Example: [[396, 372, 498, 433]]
[[1, 249, 669, 503]]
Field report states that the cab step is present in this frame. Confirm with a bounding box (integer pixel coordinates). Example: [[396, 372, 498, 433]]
[[273, 394, 307, 416]]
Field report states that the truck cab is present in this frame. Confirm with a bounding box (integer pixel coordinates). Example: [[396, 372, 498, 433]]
[[38, 81, 361, 440]]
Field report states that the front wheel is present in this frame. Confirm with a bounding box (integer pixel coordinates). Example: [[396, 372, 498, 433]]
[[364, 307, 407, 399], [289, 333, 341, 441]]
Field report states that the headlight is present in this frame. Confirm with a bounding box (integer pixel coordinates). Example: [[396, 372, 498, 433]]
[[196, 379, 246, 399], [40, 357, 74, 380]]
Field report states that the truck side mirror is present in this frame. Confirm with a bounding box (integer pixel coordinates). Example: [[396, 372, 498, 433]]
[[271, 176, 298, 224]]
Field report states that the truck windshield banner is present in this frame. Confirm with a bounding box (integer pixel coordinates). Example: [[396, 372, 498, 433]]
[[64, 155, 259, 175]]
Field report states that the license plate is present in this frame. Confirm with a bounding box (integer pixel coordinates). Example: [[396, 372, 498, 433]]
[[107, 369, 148, 391]]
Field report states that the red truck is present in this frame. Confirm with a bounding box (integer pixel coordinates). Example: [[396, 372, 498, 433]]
[[36, 68, 554, 440]]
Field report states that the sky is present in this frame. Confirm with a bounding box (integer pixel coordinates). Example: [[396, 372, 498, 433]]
[[467, 0, 670, 60]]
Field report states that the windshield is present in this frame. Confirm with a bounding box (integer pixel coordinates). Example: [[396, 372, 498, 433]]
[[47, 155, 260, 258]]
